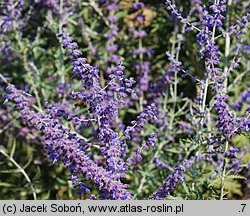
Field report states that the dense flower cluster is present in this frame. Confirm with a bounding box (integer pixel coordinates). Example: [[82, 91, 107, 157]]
[[0, 0, 24, 32], [57, 29, 136, 177], [214, 94, 250, 138], [5, 84, 131, 199]]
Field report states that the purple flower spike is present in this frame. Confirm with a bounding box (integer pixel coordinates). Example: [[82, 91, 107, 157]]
[[124, 104, 158, 140], [152, 159, 193, 200]]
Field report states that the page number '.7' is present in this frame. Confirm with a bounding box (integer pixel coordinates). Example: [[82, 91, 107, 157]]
[[240, 204, 246, 213]]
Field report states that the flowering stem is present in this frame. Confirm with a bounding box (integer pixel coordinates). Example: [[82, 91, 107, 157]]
[[201, 78, 209, 114], [117, 123, 138, 140], [166, 1, 201, 32], [229, 113, 250, 137], [220, 0, 232, 200], [139, 26, 144, 112], [223, 0, 232, 92], [174, 44, 180, 101], [67, 181, 73, 199], [220, 140, 229, 200], [137, 174, 146, 195], [200, 0, 218, 126], [24, 60, 42, 110], [0, 73, 9, 84], [169, 27, 181, 130], [59, 0, 66, 85]]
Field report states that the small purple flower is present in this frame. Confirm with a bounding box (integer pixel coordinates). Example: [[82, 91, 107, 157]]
[[231, 86, 250, 111], [109, 62, 137, 99], [108, 15, 118, 23], [132, 48, 152, 57], [166, 51, 183, 73], [106, 3, 119, 11], [146, 132, 157, 148], [224, 147, 239, 158], [135, 62, 150, 95], [127, 148, 143, 165], [246, 161, 250, 169], [153, 157, 172, 170], [132, 2, 145, 10], [105, 44, 118, 52], [134, 14, 145, 23], [129, 27, 147, 38], [178, 121, 194, 134]]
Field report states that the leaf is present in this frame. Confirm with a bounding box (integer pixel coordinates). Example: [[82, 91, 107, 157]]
[[127, 108, 139, 114], [23, 154, 33, 170], [0, 182, 14, 188], [33, 166, 41, 180], [0, 146, 9, 155], [166, 149, 182, 154], [209, 178, 220, 187], [40, 191, 51, 200], [166, 196, 184, 200], [0, 169, 20, 173], [224, 179, 243, 197], [226, 175, 247, 180], [10, 139, 16, 159]]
